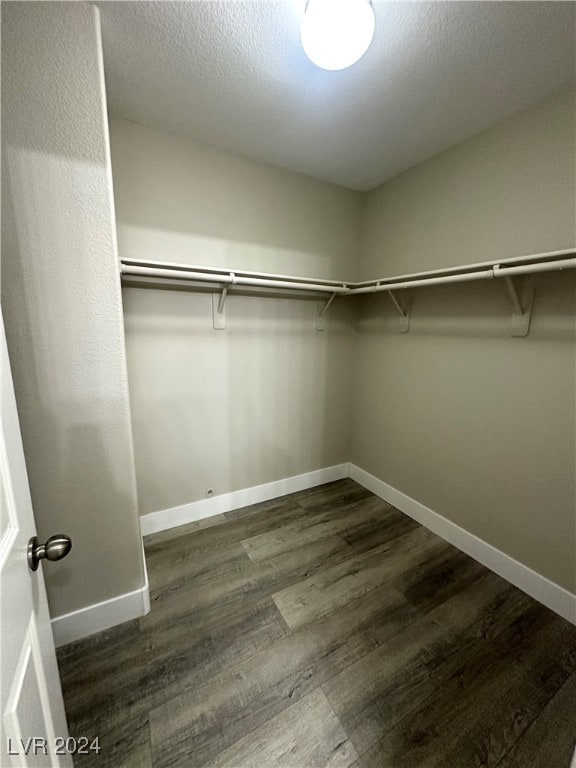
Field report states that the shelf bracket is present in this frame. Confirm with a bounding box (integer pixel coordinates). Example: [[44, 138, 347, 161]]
[[212, 273, 236, 330], [316, 292, 338, 331], [218, 284, 229, 315], [386, 289, 410, 333], [503, 276, 534, 337], [504, 276, 523, 315], [212, 285, 228, 330]]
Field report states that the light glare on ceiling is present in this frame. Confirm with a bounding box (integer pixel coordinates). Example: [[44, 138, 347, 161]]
[[301, 0, 375, 71]]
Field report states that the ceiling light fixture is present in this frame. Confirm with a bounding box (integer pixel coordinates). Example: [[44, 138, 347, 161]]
[[301, 0, 375, 71]]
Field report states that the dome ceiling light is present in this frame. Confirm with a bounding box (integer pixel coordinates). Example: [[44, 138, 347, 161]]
[[300, 0, 376, 71]]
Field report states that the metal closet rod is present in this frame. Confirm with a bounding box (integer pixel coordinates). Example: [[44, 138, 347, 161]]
[[121, 258, 349, 291], [351, 247, 576, 286], [120, 248, 576, 296], [121, 261, 349, 294]]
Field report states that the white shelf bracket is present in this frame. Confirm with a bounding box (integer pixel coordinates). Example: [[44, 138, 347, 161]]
[[504, 276, 523, 315], [501, 273, 535, 337], [386, 290, 410, 333], [212, 285, 228, 330], [212, 273, 236, 330], [219, 284, 229, 315], [316, 292, 338, 331]]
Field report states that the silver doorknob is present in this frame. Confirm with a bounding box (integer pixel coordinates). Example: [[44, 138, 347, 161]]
[[27, 534, 72, 572]]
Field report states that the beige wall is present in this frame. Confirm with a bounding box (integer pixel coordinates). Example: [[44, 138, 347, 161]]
[[352, 90, 576, 592], [110, 119, 360, 515], [360, 90, 575, 279], [1, 4, 146, 617], [110, 118, 360, 280]]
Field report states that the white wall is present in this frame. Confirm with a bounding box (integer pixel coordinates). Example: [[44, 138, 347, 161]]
[[352, 91, 576, 592], [1, 4, 146, 617], [110, 119, 361, 515]]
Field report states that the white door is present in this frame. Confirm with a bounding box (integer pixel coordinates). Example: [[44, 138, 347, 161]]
[[0, 311, 73, 768]]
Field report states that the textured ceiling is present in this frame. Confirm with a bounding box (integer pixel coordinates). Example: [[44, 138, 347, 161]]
[[97, 1, 575, 191]]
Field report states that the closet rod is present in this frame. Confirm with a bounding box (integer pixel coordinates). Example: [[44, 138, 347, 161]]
[[352, 248, 576, 287], [121, 258, 349, 288], [349, 268, 495, 294], [348, 257, 576, 294], [121, 264, 350, 294], [120, 248, 575, 297], [494, 258, 576, 277]]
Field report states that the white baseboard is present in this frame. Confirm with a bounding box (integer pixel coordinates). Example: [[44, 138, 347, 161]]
[[139, 463, 350, 536], [51, 545, 150, 647], [349, 464, 576, 625]]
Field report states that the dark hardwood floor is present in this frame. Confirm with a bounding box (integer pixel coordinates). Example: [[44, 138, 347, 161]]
[[56, 479, 576, 768]]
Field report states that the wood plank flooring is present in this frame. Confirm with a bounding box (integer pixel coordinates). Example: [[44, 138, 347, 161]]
[[56, 479, 576, 768]]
